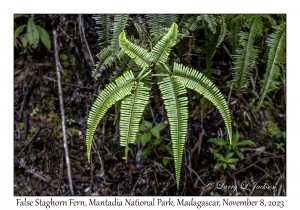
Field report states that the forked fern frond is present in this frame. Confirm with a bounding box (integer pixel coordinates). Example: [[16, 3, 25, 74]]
[[93, 14, 112, 45], [158, 75, 188, 188], [119, 31, 152, 68], [86, 71, 136, 162], [120, 81, 150, 159], [256, 23, 286, 112], [151, 22, 178, 65], [111, 14, 129, 55], [216, 15, 227, 48], [93, 15, 129, 79], [177, 15, 202, 42], [231, 15, 263, 90], [173, 63, 232, 143], [227, 15, 245, 50], [202, 15, 217, 34], [93, 46, 114, 78], [145, 15, 178, 42]]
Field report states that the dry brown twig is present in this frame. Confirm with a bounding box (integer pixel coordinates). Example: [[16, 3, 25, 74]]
[[53, 29, 74, 195]]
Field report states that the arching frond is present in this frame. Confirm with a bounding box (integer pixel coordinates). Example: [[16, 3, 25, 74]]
[[151, 22, 178, 65], [119, 31, 152, 68], [227, 15, 245, 50], [93, 14, 112, 45], [202, 14, 217, 34], [120, 81, 150, 159], [93, 46, 114, 79], [93, 15, 129, 79], [177, 15, 202, 42], [216, 15, 227, 48], [86, 71, 136, 162], [158, 75, 188, 189], [256, 23, 286, 112], [111, 14, 129, 55], [173, 63, 232, 143], [145, 15, 178, 41], [231, 15, 263, 90]]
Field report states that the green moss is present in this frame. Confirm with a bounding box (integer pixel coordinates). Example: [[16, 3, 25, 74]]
[[69, 127, 79, 137], [61, 69, 74, 83], [30, 127, 37, 134], [267, 120, 280, 134], [47, 112, 61, 125], [265, 109, 280, 134], [18, 122, 24, 130], [70, 55, 76, 67]]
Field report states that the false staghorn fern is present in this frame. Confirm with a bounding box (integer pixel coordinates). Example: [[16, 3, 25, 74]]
[[230, 15, 263, 90], [256, 23, 286, 112], [86, 22, 232, 189]]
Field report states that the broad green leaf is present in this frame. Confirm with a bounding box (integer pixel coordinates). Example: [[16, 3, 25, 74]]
[[228, 164, 236, 170], [139, 123, 148, 132], [272, 130, 283, 138], [26, 17, 39, 49], [215, 163, 223, 169], [225, 152, 235, 159], [215, 153, 225, 161], [140, 133, 152, 144], [37, 25, 51, 50], [226, 158, 238, 163], [208, 138, 228, 146], [234, 149, 244, 159], [162, 158, 169, 166], [282, 132, 286, 140], [14, 24, 26, 48], [232, 130, 239, 144], [165, 145, 173, 156], [14, 14, 29, 19], [235, 140, 255, 147], [153, 122, 168, 131], [152, 138, 162, 146], [145, 121, 153, 129], [139, 147, 152, 158], [150, 127, 160, 138], [135, 133, 143, 142]]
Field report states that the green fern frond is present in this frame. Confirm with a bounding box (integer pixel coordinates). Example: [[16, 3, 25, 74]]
[[145, 14, 164, 41], [111, 14, 129, 55], [158, 75, 188, 189], [86, 71, 136, 162], [173, 63, 232, 143], [146, 15, 178, 42], [216, 15, 227, 48], [93, 14, 112, 44], [231, 15, 263, 90], [151, 22, 178, 65], [119, 31, 152, 68], [93, 46, 114, 79], [227, 15, 245, 50], [177, 15, 202, 42], [256, 23, 286, 112], [164, 15, 179, 28], [120, 81, 150, 159], [202, 15, 217, 34]]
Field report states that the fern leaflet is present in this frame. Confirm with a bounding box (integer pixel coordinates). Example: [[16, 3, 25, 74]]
[[173, 63, 232, 143], [86, 71, 136, 162], [120, 81, 150, 159], [158, 75, 188, 188], [256, 23, 286, 111]]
